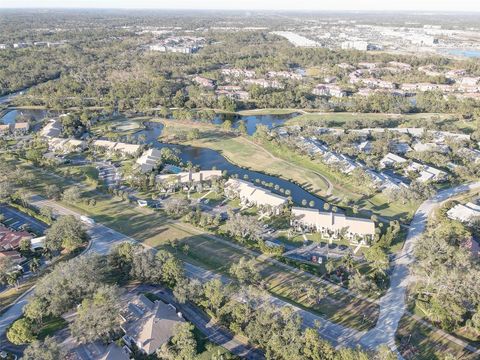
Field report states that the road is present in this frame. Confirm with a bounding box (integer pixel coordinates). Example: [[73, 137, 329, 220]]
[[359, 181, 480, 353]]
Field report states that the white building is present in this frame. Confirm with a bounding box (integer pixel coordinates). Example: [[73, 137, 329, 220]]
[[92, 140, 141, 156], [224, 179, 288, 215], [447, 202, 480, 224], [291, 207, 375, 244], [156, 170, 222, 184], [136, 148, 163, 173]]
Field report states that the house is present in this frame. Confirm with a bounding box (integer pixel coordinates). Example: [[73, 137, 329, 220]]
[[13, 122, 30, 134], [156, 170, 222, 185], [40, 119, 62, 138], [0, 250, 26, 265], [412, 141, 449, 154], [379, 153, 407, 168], [98, 343, 131, 360], [243, 78, 284, 89], [291, 207, 375, 244], [457, 147, 480, 163], [224, 179, 288, 215], [0, 225, 32, 251], [136, 148, 163, 173], [92, 140, 141, 157], [356, 141, 374, 154], [406, 162, 448, 183], [312, 84, 347, 97], [193, 76, 215, 89], [48, 138, 86, 154], [122, 294, 185, 355], [0, 124, 13, 135], [447, 202, 480, 224]]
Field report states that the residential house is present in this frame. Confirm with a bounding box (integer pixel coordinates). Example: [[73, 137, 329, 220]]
[[48, 138, 86, 154], [406, 162, 448, 183], [291, 207, 375, 244], [447, 202, 480, 224], [0, 225, 32, 251], [0, 124, 13, 135], [136, 148, 163, 173], [92, 140, 141, 157], [98, 343, 131, 360], [0, 250, 26, 265], [312, 84, 347, 97], [457, 147, 480, 163], [412, 141, 449, 154], [13, 122, 30, 134], [40, 119, 62, 138], [122, 294, 185, 355], [379, 153, 408, 168], [156, 170, 222, 185], [224, 178, 288, 215], [193, 76, 215, 89]]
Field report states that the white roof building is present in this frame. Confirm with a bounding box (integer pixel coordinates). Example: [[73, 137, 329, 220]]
[[407, 162, 448, 183], [92, 140, 141, 156], [40, 119, 62, 138], [447, 202, 480, 224], [136, 148, 163, 173], [48, 138, 86, 153], [457, 147, 480, 163], [156, 170, 222, 184], [291, 207, 375, 243], [224, 179, 288, 214], [380, 153, 408, 168]]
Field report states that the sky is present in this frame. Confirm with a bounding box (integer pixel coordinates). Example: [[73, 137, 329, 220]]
[[2, 0, 480, 12]]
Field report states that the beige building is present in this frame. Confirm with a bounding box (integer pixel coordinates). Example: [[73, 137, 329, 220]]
[[224, 178, 288, 215], [92, 140, 141, 156], [291, 207, 375, 244], [156, 170, 222, 184]]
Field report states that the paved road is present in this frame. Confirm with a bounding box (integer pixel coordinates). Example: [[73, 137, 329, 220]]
[[359, 182, 480, 353]]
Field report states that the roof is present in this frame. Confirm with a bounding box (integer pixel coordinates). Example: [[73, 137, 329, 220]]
[[0, 225, 32, 250], [14, 122, 29, 130], [40, 119, 62, 138], [0, 250, 26, 264], [124, 295, 184, 355], [447, 202, 480, 223], [98, 343, 130, 360], [225, 179, 288, 208], [380, 153, 407, 167], [292, 207, 375, 237], [136, 149, 163, 173], [92, 140, 140, 155], [156, 170, 222, 183]]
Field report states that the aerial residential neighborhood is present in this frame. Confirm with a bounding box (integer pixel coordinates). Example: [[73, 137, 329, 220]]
[[1, 3, 480, 360]]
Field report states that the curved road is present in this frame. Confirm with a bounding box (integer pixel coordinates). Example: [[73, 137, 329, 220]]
[[360, 181, 480, 352]]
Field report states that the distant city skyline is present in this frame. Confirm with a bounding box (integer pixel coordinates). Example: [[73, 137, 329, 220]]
[[2, 0, 480, 12]]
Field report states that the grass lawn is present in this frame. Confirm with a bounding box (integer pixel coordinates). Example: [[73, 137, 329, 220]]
[[396, 314, 480, 360], [36, 316, 68, 339]]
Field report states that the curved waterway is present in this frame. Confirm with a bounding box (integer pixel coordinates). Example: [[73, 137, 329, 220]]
[[130, 121, 326, 209]]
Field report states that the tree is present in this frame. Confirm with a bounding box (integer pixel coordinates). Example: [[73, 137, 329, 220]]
[[202, 279, 228, 314], [130, 249, 163, 283], [29, 258, 40, 273], [40, 206, 54, 221], [224, 213, 264, 242], [6, 318, 35, 345], [163, 198, 190, 216], [229, 257, 260, 284], [238, 120, 248, 135], [23, 336, 64, 360], [221, 119, 233, 131], [0, 256, 14, 285], [62, 186, 82, 203], [157, 322, 197, 360], [45, 215, 87, 252], [364, 246, 389, 275], [19, 238, 32, 252], [70, 285, 121, 344], [173, 278, 202, 304], [45, 184, 61, 200]]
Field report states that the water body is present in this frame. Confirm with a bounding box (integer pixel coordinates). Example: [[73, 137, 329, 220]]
[[211, 112, 300, 135], [132, 121, 325, 209], [446, 49, 480, 58], [0, 109, 52, 125]]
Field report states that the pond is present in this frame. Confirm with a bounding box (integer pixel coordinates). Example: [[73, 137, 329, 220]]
[[211, 112, 300, 135], [130, 121, 325, 209], [0, 109, 53, 125], [445, 49, 480, 58]]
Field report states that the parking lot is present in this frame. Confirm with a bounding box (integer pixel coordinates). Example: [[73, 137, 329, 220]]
[[284, 241, 361, 263], [0, 205, 49, 235]]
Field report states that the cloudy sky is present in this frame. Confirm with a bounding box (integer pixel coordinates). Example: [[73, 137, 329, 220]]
[[2, 0, 479, 12]]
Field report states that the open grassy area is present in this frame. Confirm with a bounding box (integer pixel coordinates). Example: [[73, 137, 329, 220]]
[[396, 314, 480, 360], [37, 316, 68, 339]]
